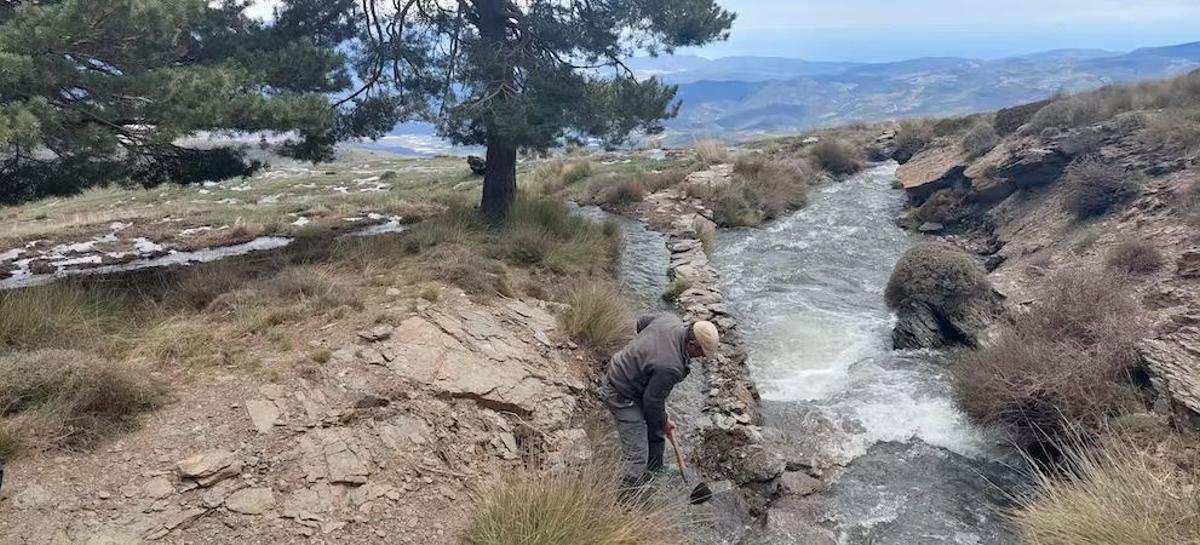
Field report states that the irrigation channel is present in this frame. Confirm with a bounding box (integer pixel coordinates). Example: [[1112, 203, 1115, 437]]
[[591, 163, 1025, 544]]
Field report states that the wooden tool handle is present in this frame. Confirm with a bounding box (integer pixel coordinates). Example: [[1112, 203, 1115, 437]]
[[667, 427, 687, 471]]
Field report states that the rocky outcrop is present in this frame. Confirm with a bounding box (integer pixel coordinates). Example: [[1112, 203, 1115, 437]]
[[900, 138, 1071, 208], [1141, 305, 1200, 419], [896, 145, 968, 204]]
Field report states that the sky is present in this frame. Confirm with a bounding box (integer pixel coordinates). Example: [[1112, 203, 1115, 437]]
[[244, 1, 1200, 63], [690, 0, 1200, 61]]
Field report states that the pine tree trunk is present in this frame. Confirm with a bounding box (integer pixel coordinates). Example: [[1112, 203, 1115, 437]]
[[476, 0, 517, 220], [481, 134, 517, 219]]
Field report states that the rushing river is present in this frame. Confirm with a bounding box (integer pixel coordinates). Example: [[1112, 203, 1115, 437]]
[[713, 163, 1022, 544]]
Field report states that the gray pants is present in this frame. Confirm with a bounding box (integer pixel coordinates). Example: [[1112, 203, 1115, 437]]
[[601, 383, 666, 483]]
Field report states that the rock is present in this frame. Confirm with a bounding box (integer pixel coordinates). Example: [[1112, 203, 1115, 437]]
[[989, 147, 1069, 190], [141, 477, 175, 500], [385, 287, 402, 297], [896, 145, 968, 204], [1176, 249, 1200, 278], [224, 487, 276, 515], [917, 222, 944, 233], [357, 325, 393, 342], [780, 471, 821, 496], [245, 399, 281, 434], [177, 450, 242, 487], [467, 155, 486, 176], [11, 484, 52, 509], [802, 136, 820, 144], [1141, 326, 1200, 417], [322, 433, 371, 485]]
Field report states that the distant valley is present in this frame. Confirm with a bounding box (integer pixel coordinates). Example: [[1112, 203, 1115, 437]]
[[630, 41, 1200, 142]]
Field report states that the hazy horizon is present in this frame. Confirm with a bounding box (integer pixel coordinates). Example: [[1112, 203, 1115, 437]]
[[245, 1, 1199, 63]]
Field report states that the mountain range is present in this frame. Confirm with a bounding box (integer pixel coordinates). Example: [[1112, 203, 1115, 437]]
[[636, 41, 1200, 141]]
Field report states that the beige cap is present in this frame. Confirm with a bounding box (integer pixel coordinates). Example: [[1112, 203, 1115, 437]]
[[692, 321, 720, 357]]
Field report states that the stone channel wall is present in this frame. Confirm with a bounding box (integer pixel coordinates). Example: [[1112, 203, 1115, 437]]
[[623, 173, 786, 515]]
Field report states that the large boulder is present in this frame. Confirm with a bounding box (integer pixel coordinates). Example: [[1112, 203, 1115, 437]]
[[896, 145, 969, 204], [885, 243, 999, 349]]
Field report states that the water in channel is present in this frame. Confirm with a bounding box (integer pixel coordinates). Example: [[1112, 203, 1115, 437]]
[[712, 163, 1022, 545]]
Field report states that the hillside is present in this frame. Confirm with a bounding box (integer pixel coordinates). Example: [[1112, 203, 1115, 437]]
[[653, 41, 1200, 138], [890, 70, 1200, 542]]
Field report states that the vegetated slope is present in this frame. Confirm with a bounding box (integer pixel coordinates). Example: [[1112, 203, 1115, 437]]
[[890, 70, 1200, 544]]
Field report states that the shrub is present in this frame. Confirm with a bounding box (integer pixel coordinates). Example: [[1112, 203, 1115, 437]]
[[893, 120, 934, 162], [1142, 111, 1200, 153], [960, 122, 999, 158], [0, 349, 164, 449], [1063, 156, 1142, 219], [1014, 436, 1200, 545], [559, 283, 633, 350], [952, 269, 1145, 443], [1025, 98, 1101, 134], [693, 140, 730, 165], [995, 98, 1054, 135], [811, 139, 863, 176], [1105, 239, 1165, 275], [932, 115, 976, 137], [884, 242, 990, 312], [914, 188, 967, 225], [465, 461, 685, 545]]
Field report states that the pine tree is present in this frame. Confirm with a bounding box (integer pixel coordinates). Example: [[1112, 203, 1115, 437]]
[[0, 0, 360, 203], [344, 0, 736, 218]]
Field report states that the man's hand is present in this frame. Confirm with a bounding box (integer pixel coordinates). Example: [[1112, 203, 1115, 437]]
[[666, 418, 676, 434]]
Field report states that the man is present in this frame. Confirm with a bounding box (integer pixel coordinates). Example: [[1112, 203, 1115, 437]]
[[600, 313, 720, 488]]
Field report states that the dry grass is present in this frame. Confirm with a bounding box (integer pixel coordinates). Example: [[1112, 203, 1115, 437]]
[[692, 140, 730, 165], [698, 155, 812, 227], [1105, 239, 1166, 275], [885, 242, 990, 312], [465, 460, 688, 545], [1142, 110, 1200, 154], [559, 283, 633, 351], [953, 269, 1146, 445], [0, 349, 164, 450], [589, 173, 647, 205], [0, 283, 134, 349], [1063, 156, 1142, 220], [0, 423, 19, 459], [694, 218, 716, 256], [1014, 435, 1200, 545], [811, 139, 863, 176]]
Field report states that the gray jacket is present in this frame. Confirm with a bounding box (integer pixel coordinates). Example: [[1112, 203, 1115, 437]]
[[604, 313, 691, 432]]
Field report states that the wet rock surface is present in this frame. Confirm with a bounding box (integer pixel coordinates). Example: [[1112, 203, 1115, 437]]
[[746, 441, 1022, 545]]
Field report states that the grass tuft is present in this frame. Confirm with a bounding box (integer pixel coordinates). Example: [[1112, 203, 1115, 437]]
[[559, 283, 633, 351], [692, 140, 730, 165], [663, 279, 692, 302], [0, 283, 133, 349], [465, 461, 686, 545], [1014, 435, 1200, 545]]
